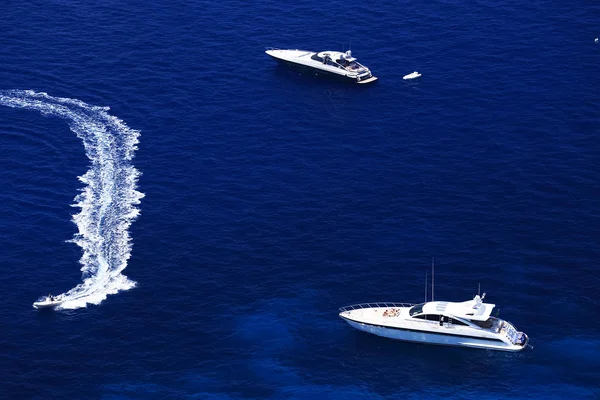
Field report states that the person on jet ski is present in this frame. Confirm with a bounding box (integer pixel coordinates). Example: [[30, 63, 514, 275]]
[[48, 293, 54, 301]]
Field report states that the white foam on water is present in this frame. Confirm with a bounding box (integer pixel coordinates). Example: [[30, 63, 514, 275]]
[[0, 90, 144, 309]]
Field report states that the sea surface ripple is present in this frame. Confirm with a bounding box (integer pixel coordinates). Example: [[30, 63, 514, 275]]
[[0, 0, 599, 399]]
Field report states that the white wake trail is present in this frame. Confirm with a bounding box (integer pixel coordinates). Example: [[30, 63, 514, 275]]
[[0, 90, 144, 309]]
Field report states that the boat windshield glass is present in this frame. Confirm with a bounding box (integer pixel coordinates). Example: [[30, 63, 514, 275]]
[[471, 317, 494, 329], [409, 303, 425, 316]]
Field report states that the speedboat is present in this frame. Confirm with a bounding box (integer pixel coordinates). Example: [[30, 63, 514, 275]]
[[339, 292, 529, 352], [403, 71, 421, 80], [265, 48, 378, 84], [33, 295, 64, 309]]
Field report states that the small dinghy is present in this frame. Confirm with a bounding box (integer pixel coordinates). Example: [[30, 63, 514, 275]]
[[33, 295, 63, 309], [403, 71, 421, 80]]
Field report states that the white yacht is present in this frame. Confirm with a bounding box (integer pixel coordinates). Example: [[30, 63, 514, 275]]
[[265, 48, 378, 84], [339, 293, 529, 352]]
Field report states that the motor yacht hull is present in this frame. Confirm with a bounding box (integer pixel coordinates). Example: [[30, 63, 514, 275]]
[[339, 295, 529, 352], [266, 49, 377, 84], [343, 318, 527, 351]]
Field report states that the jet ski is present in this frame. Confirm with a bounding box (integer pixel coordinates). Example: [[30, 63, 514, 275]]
[[33, 295, 63, 309], [403, 71, 422, 80]]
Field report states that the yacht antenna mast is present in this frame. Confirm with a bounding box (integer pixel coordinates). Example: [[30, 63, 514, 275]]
[[425, 270, 428, 303], [431, 257, 435, 302]]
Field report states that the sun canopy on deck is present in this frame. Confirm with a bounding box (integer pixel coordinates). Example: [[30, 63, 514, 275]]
[[421, 295, 495, 321]]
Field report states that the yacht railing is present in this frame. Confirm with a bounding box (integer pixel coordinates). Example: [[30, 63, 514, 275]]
[[339, 302, 415, 312], [339, 304, 481, 334], [265, 47, 307, 52]]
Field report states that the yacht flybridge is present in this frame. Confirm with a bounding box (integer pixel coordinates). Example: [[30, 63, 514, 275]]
[[339, 292, 529, 352], [265, 48, 378, 84]]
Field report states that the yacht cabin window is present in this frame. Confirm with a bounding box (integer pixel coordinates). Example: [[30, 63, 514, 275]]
[[413, 314, 441, 321], [450, 318, 469, 326], [413, 313, 470, 326], [408, 303, 425, 316]]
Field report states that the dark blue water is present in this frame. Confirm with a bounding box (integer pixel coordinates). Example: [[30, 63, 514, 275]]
[[1, 0, 599, 398]]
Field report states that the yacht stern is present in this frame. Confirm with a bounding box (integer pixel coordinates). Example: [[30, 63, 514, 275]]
[[358, 76, 378, 84]]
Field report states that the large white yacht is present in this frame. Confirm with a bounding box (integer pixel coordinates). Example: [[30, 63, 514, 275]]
[[265, 48, 378, 84], [339, 292, 529, 352]]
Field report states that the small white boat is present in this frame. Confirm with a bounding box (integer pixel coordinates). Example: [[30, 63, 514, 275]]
[[33, 295, 63, 309], [266, 48, 378, 84], [403, 71, 421, 80]]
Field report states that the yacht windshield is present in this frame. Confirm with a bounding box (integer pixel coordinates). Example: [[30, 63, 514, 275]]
[[471, 317, 494, 329], [409, 303, 425, 316]]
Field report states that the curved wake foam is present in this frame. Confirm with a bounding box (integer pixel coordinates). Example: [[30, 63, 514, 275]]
[[0, 90, 144, 309]]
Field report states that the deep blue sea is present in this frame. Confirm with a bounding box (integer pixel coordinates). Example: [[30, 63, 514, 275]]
[[1, 0, 599, 398]]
